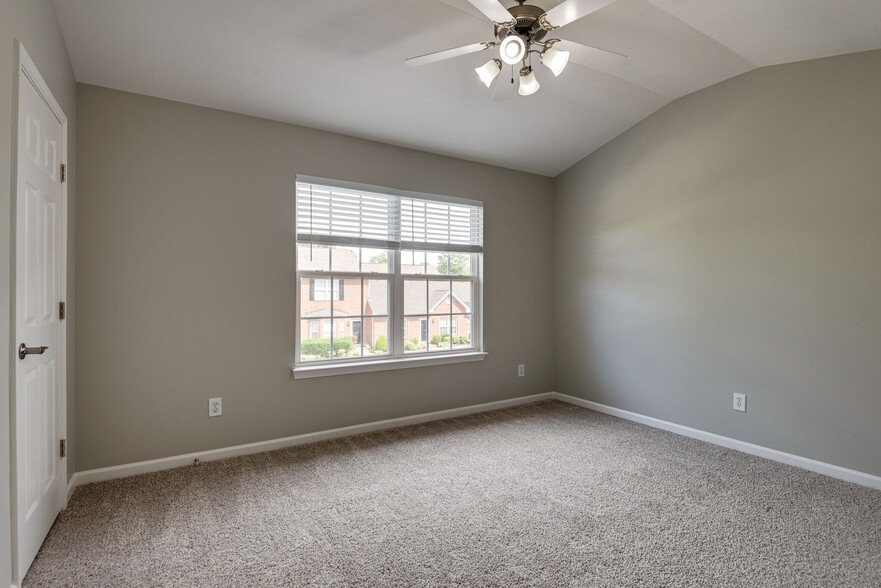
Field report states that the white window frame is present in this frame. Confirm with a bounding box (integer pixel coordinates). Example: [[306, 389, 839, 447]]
[[293, 177, 485, 378]]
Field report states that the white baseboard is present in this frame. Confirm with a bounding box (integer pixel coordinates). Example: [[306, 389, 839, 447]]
[[67, 392, 556, 495], [67, 474, 78, 502], [551, 392, 881, 491], [65, 390, 881, 498]]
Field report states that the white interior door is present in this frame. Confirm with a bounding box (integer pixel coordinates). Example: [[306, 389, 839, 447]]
[[15, 51, 65, 582]]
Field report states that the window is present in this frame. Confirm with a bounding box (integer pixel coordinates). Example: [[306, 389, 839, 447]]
[[295, 176, 483, 373], [310, 279, 343, 301], [438, 316, 458, 336]]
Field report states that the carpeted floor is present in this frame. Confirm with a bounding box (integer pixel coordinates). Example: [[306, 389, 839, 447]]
[[25, 401, 881, 587]]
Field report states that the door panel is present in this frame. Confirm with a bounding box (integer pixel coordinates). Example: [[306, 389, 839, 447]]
[[15, 63, 64, 582], [43, 199, 57, 321], [24, 184, 39, 326]]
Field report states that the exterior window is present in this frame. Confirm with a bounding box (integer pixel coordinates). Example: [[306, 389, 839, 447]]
[[296, 177, 483, 367], [310, 278, 343, 301]]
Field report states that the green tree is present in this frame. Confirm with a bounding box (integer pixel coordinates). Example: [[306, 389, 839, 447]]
[[368, 252, 388, 264], [437, 253, 470, 275]]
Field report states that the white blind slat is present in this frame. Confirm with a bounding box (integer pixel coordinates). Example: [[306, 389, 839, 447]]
[[296, 179, 483, 253]]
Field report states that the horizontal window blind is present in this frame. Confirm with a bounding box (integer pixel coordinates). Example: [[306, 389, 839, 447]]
[[297, 177, 483, 254]]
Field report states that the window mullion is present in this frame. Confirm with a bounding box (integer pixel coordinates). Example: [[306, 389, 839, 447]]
[[474, 253, 482, 350], [392, 249, 404, 357]]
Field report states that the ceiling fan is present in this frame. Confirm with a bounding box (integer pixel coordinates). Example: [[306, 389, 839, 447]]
[[406, 0, 626, 99]]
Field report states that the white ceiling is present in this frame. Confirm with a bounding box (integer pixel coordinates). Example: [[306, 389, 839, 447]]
[[53, 0, 881, 176]]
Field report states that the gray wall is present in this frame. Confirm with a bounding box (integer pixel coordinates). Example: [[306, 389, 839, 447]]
[[1, 0, 76, 582], [554, 49, 881, 477], [75, 84, 555, 471]]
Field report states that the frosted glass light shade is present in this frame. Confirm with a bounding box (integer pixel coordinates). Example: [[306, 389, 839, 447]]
[[518, 69, 540, 96], [475, 59, 501, 88], [541, 47, 570, 76], [499, 35, 526, 65]]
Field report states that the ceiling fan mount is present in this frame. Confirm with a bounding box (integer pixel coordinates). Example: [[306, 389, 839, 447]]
[[493, 3, 550, 44], [406, 0, 626, 99]]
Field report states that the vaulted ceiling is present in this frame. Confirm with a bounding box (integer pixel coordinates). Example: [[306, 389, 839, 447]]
[[53, 0, 881, 176]]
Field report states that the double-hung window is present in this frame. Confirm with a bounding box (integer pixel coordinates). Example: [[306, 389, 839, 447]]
[[294, 176, 484, 376]]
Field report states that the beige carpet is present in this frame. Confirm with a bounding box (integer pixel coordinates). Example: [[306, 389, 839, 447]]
[[25, 401, 881, 587]]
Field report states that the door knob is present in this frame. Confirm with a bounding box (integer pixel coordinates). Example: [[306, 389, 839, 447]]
[[18, 343, 48, 360]]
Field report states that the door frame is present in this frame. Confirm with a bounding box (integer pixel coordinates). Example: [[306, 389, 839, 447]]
[[10, 40, 69, 582]]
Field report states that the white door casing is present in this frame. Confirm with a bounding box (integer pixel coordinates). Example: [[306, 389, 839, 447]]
[[13, 43, 68, 584]]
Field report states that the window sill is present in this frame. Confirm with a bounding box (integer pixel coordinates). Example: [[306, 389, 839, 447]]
[[292, 351, 487, 379]]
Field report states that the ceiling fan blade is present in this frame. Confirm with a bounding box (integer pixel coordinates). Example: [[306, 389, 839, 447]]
[[492, 66, 518, 101], [406, 42, 487, 66], [555, 40, 626, 74], [541, 0, 617, 29], [465, 0, 515, 24], [435, 0, 491, 22]]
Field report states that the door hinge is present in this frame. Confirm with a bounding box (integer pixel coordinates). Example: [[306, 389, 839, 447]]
[[60, 163, 66, 183], [59, 301, 66, 320], [60, 439, 66, 458]]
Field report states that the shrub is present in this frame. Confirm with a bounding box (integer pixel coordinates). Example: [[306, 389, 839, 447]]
[[334, 337, 354, 357], [410, 336, 419, 344], [404, 340, 416, 351], [375, 335, 387, 352], [301, 336, 353, 359], [431, 335, 443, 346], [301, 337, 331, 358]]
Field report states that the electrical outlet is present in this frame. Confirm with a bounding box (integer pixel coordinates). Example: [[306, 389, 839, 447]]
[[209, 397, 222, 417], [733, 393, 746, 412], [518, 364, 525, 377]]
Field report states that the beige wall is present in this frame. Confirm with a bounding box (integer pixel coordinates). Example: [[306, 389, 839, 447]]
[[1, 0, 76, 582], [75, 84, 555, 471], [554, 49, 881, 477]]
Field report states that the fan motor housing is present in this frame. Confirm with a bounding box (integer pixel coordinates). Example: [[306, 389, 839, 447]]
[[494, 4, 548, 43]]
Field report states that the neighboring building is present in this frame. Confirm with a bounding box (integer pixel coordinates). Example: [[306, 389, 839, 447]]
[[401, 281, 471, 347], [298, 246, 471, 355]]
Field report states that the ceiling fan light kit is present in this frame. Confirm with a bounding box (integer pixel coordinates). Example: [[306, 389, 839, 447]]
[[518, 67, 540, 95], [475, 58, 503, 87], [406, 0, 623, 99], [500, 35, 527, 64], [540, 47, 570, 76]]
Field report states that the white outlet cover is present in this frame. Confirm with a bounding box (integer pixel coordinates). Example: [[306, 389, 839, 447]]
[[733, 393, 746, 412], [209, 397, 222, 417], [518, 364, 525, 377]]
